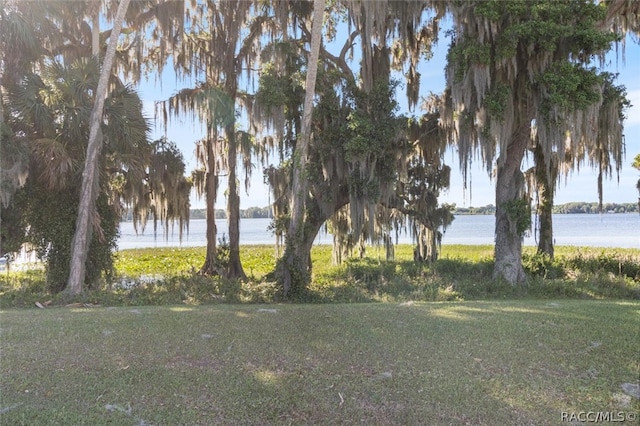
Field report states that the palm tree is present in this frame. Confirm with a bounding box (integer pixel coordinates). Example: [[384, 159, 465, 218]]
[[1, 1, 191, 292], [3, 57, 191, 292], [0, 1, 54, 209], [3, 58, 145, 290], [163, 0, 271, 279]]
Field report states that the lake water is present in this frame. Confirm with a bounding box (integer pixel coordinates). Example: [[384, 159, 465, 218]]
[[117, 213, 639, 250]]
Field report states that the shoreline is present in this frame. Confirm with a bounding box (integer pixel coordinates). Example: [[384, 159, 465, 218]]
[[114, 243, 640, 253]]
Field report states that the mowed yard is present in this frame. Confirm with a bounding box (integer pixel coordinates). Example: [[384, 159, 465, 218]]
[[1, 300, 638, 425]]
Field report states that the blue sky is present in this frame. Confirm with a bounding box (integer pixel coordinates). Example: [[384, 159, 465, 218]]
[[138, 23, 640, 210]]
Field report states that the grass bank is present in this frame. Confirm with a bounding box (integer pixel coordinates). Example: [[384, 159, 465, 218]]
[[1, 245, 639, 307], [1, 301, 638, 425]]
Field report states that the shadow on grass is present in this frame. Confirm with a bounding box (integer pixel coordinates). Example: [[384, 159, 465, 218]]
[[1, 301, 637, 424]]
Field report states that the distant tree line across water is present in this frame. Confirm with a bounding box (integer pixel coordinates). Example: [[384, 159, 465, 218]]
[[451, 202, 638, 215], [452, 202, 638, 215], [120, 202, 637, 221], [121, 206, 271, 221], [191, 206, 272, 220], [550, 202, 638, 214]]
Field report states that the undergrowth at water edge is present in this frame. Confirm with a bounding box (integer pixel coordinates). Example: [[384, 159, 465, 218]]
[[0, 245, 638, 307]]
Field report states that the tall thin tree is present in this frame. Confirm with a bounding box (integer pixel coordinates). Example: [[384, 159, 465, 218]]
[[67, 0, 131, 296]]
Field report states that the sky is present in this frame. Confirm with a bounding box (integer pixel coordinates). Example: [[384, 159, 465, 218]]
[[137, 18, 640, 210]]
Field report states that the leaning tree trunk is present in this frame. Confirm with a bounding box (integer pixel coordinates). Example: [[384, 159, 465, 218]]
[[493, 128, 529, 285], [199, 139, 220, 275], [280, 0, 324, 297], [66, 0, 131, 296], [225, 122, 246, 280]]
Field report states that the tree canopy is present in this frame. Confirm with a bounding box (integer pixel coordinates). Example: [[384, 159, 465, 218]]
[[442, 0, 630, 283], [1, 0, 636, 295]]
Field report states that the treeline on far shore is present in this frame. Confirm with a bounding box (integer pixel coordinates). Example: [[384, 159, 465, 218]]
[[121, 202, 637, 221], [190, 206, 271, 220], [453, 202, 638, 215], [120, 206, 272, 221]]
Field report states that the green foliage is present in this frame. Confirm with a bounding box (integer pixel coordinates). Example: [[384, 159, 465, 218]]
[[0, 190, 29, 256], [522, 252, 564, 279], [0, 270, 48, 308], [255, 62, 294, 109], [502, 199, 532, 238], [347, 173, 380, 199], [447, 37, 492, 82], [476, 0, 612, 56], [483, 83, 511, 119], [255, 42, 306, 135], [345, 80, 400, 161], [2, 55, 190, 293], [558, 250, 640, 281], [215, 235, 231, 271], [453, 204, 496, 215], [553, 202, 638, 214], [537, 63, 603, 112], [343, 79, 401, 198], [455, 202, 637, 215], [11, 182, 117, 293]]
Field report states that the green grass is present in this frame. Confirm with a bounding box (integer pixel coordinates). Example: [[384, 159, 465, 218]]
[[0, 301, 638, 424], [1, 245, 638, 308]]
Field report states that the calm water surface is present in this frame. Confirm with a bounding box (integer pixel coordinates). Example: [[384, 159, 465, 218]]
[[117, 214, 639, 250]]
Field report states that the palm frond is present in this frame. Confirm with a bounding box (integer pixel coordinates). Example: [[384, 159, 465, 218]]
[[31, 138, 74, 191]]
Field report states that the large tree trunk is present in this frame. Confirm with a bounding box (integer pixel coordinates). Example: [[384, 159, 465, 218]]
[[299, 212, 326, 279], [493, 129, 528, 285], [280, 0, 324, 297], [225, 123, 246, 280], [536, 189, 554, 258], [414, 225, 438, 263], [199, 139, 219, 275], [66, 0, 131, 296]]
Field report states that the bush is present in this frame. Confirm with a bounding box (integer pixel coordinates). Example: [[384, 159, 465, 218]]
[[522, 252, 565, 279], [557, 250, 640, 280]]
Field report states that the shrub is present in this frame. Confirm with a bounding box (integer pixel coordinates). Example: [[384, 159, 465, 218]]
[[522, 252, 565, 279]]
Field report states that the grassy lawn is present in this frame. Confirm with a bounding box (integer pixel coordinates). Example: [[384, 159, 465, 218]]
[[1, 301, 638, 425]]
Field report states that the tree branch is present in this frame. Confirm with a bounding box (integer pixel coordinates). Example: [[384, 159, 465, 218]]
[[299, 23, 358, 84]]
